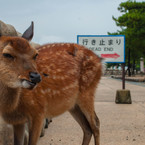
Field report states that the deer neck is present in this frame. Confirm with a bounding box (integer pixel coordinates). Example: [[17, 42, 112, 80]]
[[0, 81, 21, 113]]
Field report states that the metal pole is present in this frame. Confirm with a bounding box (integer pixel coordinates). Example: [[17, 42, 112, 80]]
[[122, 63, 125, 89]]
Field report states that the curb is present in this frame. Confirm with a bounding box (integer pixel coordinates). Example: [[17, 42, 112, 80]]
[[111, 76, 145, 82]]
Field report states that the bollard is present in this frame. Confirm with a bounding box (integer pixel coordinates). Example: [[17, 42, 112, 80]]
[[115, 89, 132, 104]]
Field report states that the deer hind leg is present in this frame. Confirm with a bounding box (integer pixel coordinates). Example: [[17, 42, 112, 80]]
[[78, 97, 100, 145], [69, 105, 92, 145], [90, 111, 100, 145]]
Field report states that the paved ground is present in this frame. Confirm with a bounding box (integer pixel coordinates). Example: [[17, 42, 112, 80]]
[[38, 77, 145, 145]]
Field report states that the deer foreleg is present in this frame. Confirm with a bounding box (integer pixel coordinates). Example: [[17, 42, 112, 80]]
[[28, 116, 44, 145], [13, 124, 25, 145]]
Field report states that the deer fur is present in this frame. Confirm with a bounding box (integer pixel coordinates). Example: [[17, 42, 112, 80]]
[[0, 23, 102, 145], [0, 22, 41, 145]]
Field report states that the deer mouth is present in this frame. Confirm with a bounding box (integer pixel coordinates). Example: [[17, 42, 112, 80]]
[[19, 72, 41, 89], [21, 79, 37, 89], [27, 81, 37, 89]]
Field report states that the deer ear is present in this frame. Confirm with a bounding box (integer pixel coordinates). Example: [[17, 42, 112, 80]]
[[22, 21, 34, 41]]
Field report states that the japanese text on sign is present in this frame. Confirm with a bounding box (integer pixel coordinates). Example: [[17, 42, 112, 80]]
[[77, 35, 125, 63]]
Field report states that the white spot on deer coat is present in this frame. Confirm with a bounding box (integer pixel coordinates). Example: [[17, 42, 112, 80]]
[[41, 89, 46, 95]]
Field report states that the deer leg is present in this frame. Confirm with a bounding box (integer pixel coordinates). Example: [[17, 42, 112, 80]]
[[28, 116, 44, 145], [79, 104, 100, 145], [91, 112, 100, 145], [69, 105, 92, 145], [24, 129, 29, 145], [13, 124, 25, 145]]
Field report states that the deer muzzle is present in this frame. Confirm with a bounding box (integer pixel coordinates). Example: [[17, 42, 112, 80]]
[[29, 72, 41, 84]]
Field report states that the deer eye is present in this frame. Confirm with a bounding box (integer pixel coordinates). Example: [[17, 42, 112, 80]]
[[3, 53, 14, 59], [33, 53, 38, 60]]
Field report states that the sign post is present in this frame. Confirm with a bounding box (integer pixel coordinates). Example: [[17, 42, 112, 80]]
[[122, 63, 125, 89]]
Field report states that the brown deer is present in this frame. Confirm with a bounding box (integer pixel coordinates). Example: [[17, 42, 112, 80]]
[[0, 22, 41, 145], [0, 23, 102, 145]]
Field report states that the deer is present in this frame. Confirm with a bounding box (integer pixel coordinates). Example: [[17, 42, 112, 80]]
[[0, 22, 102, 145], [0, 22, 41, 145]]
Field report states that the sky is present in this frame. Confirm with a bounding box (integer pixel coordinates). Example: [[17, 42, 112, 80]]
[[0, 0, 144, 44]]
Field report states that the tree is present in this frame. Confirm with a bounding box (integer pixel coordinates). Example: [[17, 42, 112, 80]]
[[109, 0, 145, 76]]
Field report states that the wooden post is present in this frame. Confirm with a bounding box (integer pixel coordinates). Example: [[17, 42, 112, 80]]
[[122, 63, 125, 89]]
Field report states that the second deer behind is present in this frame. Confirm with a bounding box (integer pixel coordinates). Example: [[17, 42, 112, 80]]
[[2, 41, 102, 145]]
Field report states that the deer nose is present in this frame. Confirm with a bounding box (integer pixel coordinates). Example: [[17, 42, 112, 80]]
[[29, 72, 41, 83]]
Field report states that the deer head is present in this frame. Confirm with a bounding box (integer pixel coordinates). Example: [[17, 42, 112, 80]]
[[0, 22, 41, 89]]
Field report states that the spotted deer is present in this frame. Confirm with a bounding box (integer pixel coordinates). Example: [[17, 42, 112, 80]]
[[0, 23, 102, 145]]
